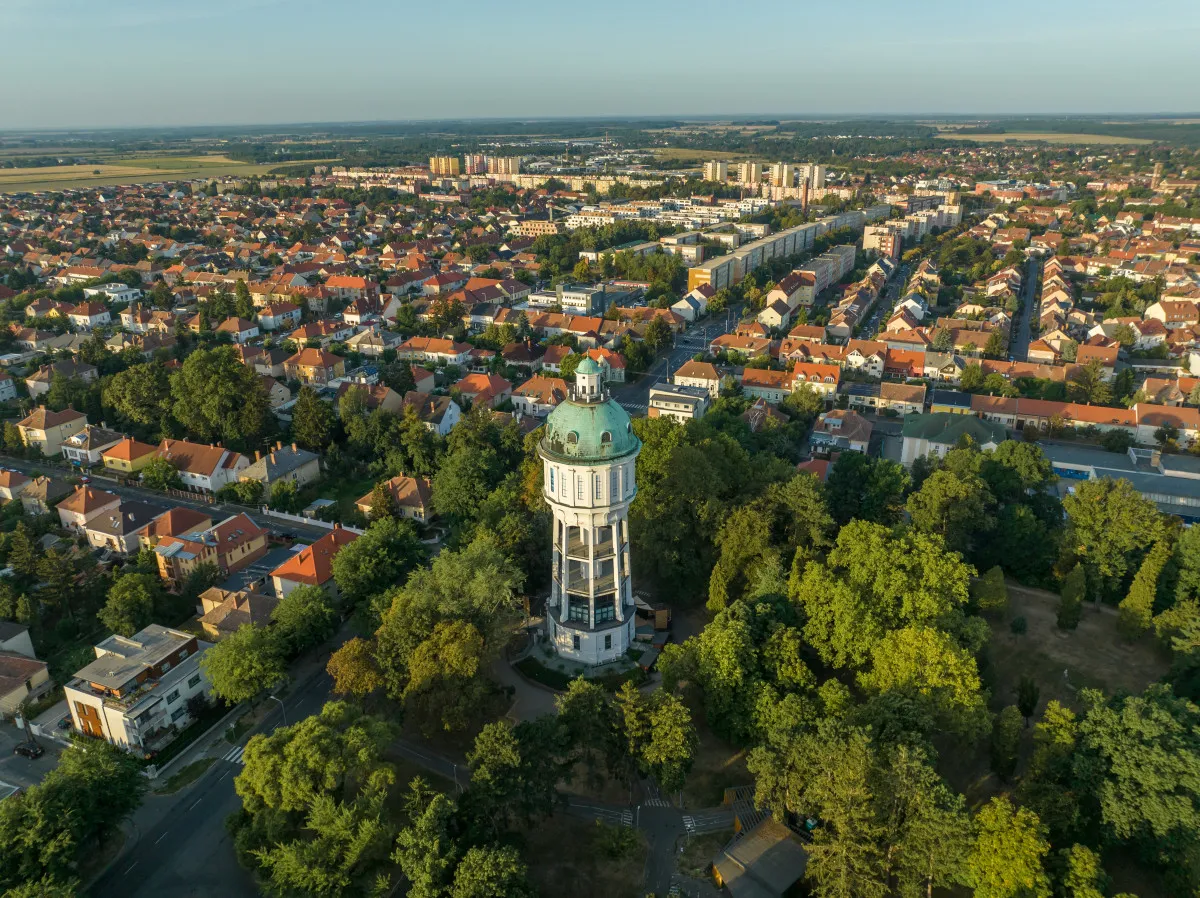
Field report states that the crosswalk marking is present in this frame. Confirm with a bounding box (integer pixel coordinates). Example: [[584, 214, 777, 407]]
[[222, 745, 246, 765], [642, 797, 671, 807]]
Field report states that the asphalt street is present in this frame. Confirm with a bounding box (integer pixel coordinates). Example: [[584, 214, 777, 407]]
[[1012, 257, 1041, 362], [88, 671, 337, 898], [612, 308, 741, 414], [0, 456, 335, 540]]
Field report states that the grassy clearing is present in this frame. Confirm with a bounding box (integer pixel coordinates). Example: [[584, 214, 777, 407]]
[[155, 758, 216, 794], [935, 130, 1151, 145], [986, 584, 1169, 713], [524, 814, 648, 898], [0, 154, 284, 193], [681, 715, 748, 809], [678, 830, 729, 879], [648, 148, 742, 162]]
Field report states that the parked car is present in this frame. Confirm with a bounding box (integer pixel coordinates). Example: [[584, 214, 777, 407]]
[[13, 742, 43, 759]]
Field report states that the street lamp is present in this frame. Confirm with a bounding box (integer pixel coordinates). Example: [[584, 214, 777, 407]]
[[269, 694, 287, 726]]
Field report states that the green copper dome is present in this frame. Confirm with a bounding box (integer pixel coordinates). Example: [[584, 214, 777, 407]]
[[575, 357, 602, 376], [541, 396, 640, 462]]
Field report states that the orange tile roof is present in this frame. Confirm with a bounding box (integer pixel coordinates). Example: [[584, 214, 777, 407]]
[[103, 437, 159, 462], [271, 526, 358, 586], [57, 485, 119, 515]]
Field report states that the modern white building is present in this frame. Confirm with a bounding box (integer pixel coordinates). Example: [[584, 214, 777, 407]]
[[539, 359, 641, 665]]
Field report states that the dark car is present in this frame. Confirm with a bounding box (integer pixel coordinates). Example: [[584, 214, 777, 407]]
[[13, 742, 43, 760]]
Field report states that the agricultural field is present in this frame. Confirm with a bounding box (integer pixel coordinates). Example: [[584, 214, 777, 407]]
[[0, 153, 286, 192], [648, 147, 742, 162], [935, 129, 1152, 145]]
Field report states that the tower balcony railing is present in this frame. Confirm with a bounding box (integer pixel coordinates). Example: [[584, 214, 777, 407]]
[[557, 570, 618, 595], [564, 535, 616, 559]]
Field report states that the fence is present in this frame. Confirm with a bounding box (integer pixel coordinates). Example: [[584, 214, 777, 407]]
[[258, 507, 364, 534]]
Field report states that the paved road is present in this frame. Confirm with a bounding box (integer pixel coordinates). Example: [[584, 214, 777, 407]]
[[0, 722, 63, 795], [612, 309, 741, 415], [88, 670, 336, 898], [859, 264, 908, 341], [0, 455, 334, 540], [1011, 257, 1041, 362]]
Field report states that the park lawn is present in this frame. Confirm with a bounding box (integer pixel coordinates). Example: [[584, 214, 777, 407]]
[[677, 830, 729, 880], [986, 583, 1170, 714], [524, 814, 647, 898], [934, 130, 1151, 145]]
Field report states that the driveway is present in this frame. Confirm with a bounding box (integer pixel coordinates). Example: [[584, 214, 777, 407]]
[[0, 719, 62, 794]]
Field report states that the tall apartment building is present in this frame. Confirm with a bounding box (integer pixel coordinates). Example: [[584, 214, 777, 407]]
[[464, 154, 487, 174], [738, 162, 762, 185], [703, 161, 729, 182], [487, 156, 522, 176], [770, 163, 794, 188], [429, 156, 461, 176], [797, 163, 827, 188]]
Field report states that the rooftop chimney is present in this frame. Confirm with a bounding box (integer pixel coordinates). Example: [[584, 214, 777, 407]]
[[291, 443, 297, 452]]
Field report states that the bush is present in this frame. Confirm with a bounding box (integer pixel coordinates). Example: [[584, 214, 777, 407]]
[[1010, 616, 1027, 635], [1057, 564, 1086, 631], [594, 821, 642, 859]]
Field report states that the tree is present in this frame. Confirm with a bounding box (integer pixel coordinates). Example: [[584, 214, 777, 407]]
[[1063, 477, 1162, 599], [331, 516, 425, 616], [984, 330, 1006, 359], [140, 456, 182, 491], [451, 845, 534, 898], [643, 317, 672, 353], [170, 345, 272, 448], [572, 259, 591, 281], [1075, 684, 1200, 847], [792, 521, 973, 669], [858, 626, 989, 740], [555, 679, 625, 791], [906, 468, 993, 555], [991, 706, 1023, 781], [393, 785, 459, 898], [1017, 676, 1041, 726], [99, 573, 160, 636], [825, 453, 909, 527], [6, 524, 39, 580], [271, 584, 337, 657], [932, 328, 954, 352], [102, 362, 172, 431], [373, 535, 522, 732], [1120, 537, 1170, 638], [782, 384, 825, 423], [1057, 564, 1085, 631], [974, 565, 1010, 614], [463, 719, 566, 837], [0, 741, 144, 893], [1056, 844, 1108, 898], [200, 624, 286, 703], [1066, 360, 1112, 406], [367, 481, 397, 521], [965, 797, 1051, 898], [291, 386, 335, 451], [269, 479, 299, 513], [627, 687, 697, 793], [326, 637, 383, 698]]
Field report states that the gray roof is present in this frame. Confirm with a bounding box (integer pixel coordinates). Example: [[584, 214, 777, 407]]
[[713, 818, 808, 898], [901, 412, 1007, 446], [240, 445, 320, 482], [930, 389, 973, 409], [73, 624, 194, 690], [86, 500, 168, 538]]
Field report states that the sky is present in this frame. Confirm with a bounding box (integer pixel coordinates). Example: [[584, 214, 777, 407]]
[[1, 0, 1197, 130]]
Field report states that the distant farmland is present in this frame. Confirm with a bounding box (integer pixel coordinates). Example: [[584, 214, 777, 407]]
[[0, 154, 288, 192], [935, 130, 1152, 146]]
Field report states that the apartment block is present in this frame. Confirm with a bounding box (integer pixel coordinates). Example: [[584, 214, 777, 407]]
[[65, 624, 212, 754], [429, 156, 461, 176], [703, 161, 728, 182]]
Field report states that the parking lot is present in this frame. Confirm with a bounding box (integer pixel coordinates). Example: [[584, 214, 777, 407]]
[[0, 718, 63, 794]]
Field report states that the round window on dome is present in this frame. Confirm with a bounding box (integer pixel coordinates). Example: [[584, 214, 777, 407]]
[[601, 431, 612, 444], [566, 432, 578, 444]]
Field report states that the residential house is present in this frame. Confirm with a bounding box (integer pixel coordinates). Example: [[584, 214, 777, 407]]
[[154, 513, 269, 587], [453, 373, 512, 408], [0, 647, 51, 719], [790, 362, 840, 398], [396, 336, 473, 366], [135, 507, 213, 551], [648, 383, 710, 421], [257, 302, 303, 332], [741, 368, 792, 404], [270, 525, 359, 599], [0, 470, 29, 502], [102, 437, 160, 476], [65, 624, 212, 753], [585, 347, 627, 383], [84, 500, 167, 555], [25, 360, 98, 398], [215, 317, 260, 344], [512, 376, 568, 418], [810, 409, 874, 454], [673, 360, 722, 396], [157, 439, 248, 493], [401, 391, 462, 436], [60, 424, 124, 468], [239, 443, 322, 490], [878, 382, 927, 416], [283, 348, 346, 385], [56, 485, 121, 532], [900, 413, 1007, 466], [197, 588, 279, 641], [66, 301, 112, 331], [260, 376, 292, 409], [19, 476, 70, 514], [17, 406, 87, 457], [354, 475, 434, 523]]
